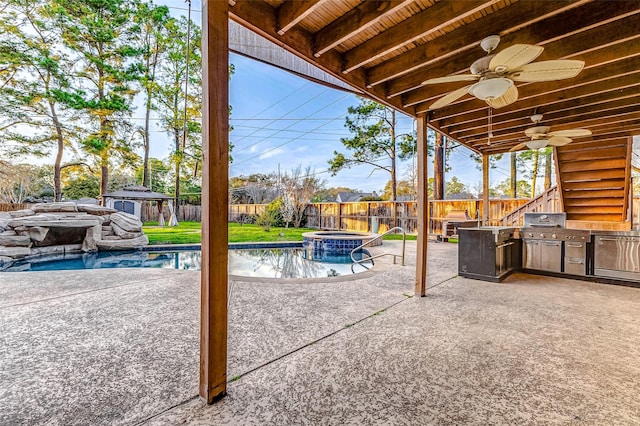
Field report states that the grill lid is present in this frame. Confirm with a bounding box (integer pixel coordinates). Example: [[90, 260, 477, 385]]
[[523, 212, 566, 228]]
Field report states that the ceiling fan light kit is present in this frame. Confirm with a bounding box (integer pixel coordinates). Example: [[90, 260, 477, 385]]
[[509, 112, 593, 152], [468, 77, 513, 100], [525, 139, 549, 150]]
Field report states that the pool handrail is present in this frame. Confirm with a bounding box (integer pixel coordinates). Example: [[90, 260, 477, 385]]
[[350, 226, 406, 267]]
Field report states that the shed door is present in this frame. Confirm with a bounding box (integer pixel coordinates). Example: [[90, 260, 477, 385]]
[[114, 200, 135, 215]]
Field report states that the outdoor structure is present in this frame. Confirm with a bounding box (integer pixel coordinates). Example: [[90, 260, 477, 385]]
[[201, 1, 640, 402], [102, 185, 176, 226], [0, 202, 148, 265]]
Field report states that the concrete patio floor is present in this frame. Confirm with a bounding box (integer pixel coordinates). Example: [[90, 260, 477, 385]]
[[1, 241, 639, 425]]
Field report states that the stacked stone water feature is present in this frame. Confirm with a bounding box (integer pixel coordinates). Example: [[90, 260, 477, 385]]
[[0, 202, 148, 264]]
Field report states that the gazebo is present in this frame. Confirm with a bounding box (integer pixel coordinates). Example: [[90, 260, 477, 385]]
[[102, 185, 176, 226]]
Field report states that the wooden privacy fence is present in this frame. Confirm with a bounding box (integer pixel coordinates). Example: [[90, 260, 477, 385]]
[[142, 203, 268, 223], [306, 200, 531, 234], [0, 203, 30, 212]]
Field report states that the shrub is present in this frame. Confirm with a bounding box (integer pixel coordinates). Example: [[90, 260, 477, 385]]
[[256, 198, 285, 230]]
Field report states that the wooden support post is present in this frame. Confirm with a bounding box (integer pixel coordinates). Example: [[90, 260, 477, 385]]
[[415, 114, 428, 297], [482, 154, 489, 225], [200, 0, 228, 404]]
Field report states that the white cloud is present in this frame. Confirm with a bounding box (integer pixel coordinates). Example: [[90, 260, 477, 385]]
[[259, 148, 285, 160]]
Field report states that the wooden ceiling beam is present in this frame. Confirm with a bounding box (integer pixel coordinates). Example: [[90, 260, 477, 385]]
[[464, 107, 640, 145], [468, 110, 640, 145], [453, 98, 640, 140], [386, 2, 640, 99], [366, 0, 578, 87], [481, 132, 636, 155], [229, 1, 412, 116], [277, 0, 325, 35], [405, 11, 640, 108], [440, 76, 640, 131], [341, 0, 500, 73], [313, 0, 413, 57], [424, 54, 640, 119], [461, 113, 640, 149]]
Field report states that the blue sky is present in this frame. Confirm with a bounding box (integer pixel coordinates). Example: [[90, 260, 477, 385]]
[[13, 1, 514, 195], [147, 1, 517, 194]]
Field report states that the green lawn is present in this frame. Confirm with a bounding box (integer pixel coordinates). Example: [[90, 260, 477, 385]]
[[143, 222, 316, 244], [143, 222, 417, 245]]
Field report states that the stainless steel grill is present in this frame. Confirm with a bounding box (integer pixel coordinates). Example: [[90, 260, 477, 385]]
[[520, 213, 590, 276]]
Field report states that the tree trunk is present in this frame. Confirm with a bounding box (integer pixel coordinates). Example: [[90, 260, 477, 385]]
[[531, 150, 539, 197], [434, 132, 444, 200], [510, 152, 517, 198], [101, 162, 109, 201], [142, 49, 159, 189], [544, 150, 552, 190], [174, 130, 181, 217], [390, 109, 397, 202], [49, 101, 64, 201], [142, 94, 151, 188]]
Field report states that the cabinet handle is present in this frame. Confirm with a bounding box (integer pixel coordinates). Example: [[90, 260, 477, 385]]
[[496, 241, 515, 249]]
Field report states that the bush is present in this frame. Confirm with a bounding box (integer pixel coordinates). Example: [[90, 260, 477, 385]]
[[256, 198, 285, 230]]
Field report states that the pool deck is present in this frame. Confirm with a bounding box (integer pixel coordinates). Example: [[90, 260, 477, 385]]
[[1, 241, 640, 425]]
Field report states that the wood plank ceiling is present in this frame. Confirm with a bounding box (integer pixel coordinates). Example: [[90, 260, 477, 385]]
[[229, 0, 640, 155]]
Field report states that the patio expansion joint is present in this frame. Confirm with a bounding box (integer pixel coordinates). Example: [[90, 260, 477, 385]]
[[137, 273, 460, 424], [0, 275, 170, 310]]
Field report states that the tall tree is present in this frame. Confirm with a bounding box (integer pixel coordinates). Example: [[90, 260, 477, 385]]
[[52, 0, 142, 196], [0, 0, 78, 201], [544, 149, 553, 190], [154, 15, 202, 216], [382, 179, 415, 201], [510, 152, 517, 197], [281, 166, 324, 228], [132, 1, 170, 189], [328, 98, 415, 201]]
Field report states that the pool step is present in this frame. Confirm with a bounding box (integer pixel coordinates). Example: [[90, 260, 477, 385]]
[[102, 225, 115, 238]]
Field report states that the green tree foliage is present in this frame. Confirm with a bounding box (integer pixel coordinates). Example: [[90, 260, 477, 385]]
[[135, 158, 170, 194], [51, 0, 143, 196], [132, 1, 171, 189], [445, 176, 471, 198], [0, 0, 78, 201], [154, 15, 202, 214], [256, 197, 285, 230], [382, 179, 415, 201], [493, 178, 532, 199], [62, 174, 100, 200], [329, 97, 415, 201]]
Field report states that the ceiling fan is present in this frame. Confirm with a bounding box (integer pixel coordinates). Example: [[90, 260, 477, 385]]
[[509, 113, 592, 151], [423, 35, 585, 110]]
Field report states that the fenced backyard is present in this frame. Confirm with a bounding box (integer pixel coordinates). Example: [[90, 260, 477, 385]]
[[5, 192, 640, 233]]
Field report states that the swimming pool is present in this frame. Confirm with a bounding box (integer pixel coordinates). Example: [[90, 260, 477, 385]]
[[2, 248, 373, 279]]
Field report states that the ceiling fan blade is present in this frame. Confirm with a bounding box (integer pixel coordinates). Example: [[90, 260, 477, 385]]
[[510, 60, 585, 82], [490, 44, 544, 72], [422, 74, 479, 85], [429, 85, 472, 110], [548, 129, 592, 138], [525, 126, 551, 137], [509, 142, 528, 152], [548, 135, 573, 146], [485, 84, 518, 109]]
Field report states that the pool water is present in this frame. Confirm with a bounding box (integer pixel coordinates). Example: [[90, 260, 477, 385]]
[[2, 248, 373, 279]]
